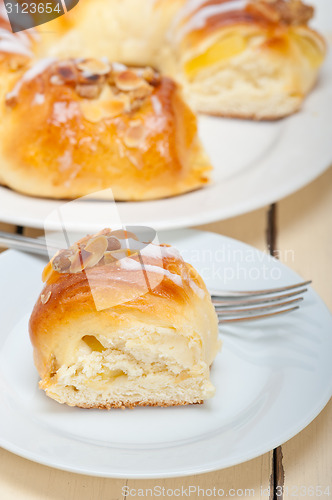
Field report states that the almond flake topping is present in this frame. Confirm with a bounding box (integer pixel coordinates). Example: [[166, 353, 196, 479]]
[[124, 122, 146, 148], [41, 291, 52, 304], [50, 230, 126, 273], [77, 59, 111, 76], [114, 70, 146, 91]]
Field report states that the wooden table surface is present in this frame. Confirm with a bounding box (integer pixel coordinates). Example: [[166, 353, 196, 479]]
[[0, 167, 331, 500]]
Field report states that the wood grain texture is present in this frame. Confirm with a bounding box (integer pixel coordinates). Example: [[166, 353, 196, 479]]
[[0, 450, 125, 500], [0, 223, 16, 253], [124, 454, 272, 500], [197, 207, 267, 252], [275, 167, 332, 499], [278, 167, 332, 309]]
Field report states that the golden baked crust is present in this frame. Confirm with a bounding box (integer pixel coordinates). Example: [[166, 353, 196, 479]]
[[0, 0, 326, 201], [29, 229, 220, 408], [1, 59, 211, 200], [58, 400, 203, 410], [167, 0, 326, 119]]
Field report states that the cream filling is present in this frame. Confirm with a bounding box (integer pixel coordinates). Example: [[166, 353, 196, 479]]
[[51, 331, 214, 401]]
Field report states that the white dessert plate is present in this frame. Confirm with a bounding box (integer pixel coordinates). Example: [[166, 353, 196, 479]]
[[0, 228, 331, 478], [0, 0, 331, 231]]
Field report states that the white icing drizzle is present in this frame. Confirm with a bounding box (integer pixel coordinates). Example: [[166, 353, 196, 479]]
[[57, 150, 73, 170], [117, 248, 206, 298], [111, 61, 128, 72], [0, 3, 9, 21], [0, 29, 32, 56], [32, 92, 45, 105], [0, 4, 37, 55], [115, 240, 181, 261], [173, 0, 248, 43], [151, 95, 163, 115], [52, 101, 79, 125], [119, 257, 183, 287], [148, 244, 181, 260], [6, 57, 55, 102], [189, 279, 206, 299]]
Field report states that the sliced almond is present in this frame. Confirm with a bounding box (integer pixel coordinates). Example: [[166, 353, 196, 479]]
[[76, 83, 103, 99], [123, 122, 146, 148], [273, 0, 314, 25], [69, 248, 84, 273], [77, 59, 111, 76], [81, 95, 128, 122], [41, 291, 52, 304], [52, 250, 72, 273], [56, 64, 78, 83], [71, 235, 108, 270], [81, 250, 104, 269], [84, 235, 108, 254], [129, 85, 153, 111], [80, 102, 106, 123], [81, 100, 117, 122], [141, 67, 161, 86], [107, 236, 121, 251], [105, 98, 127, 116], [50, 74, 65, 86], [103, 251, 118, 264], [114, 70, 145, 91]]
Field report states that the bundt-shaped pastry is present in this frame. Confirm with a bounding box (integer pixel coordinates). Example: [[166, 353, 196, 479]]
[[1, 58, 211, 200], [0, 0, 327, 202]]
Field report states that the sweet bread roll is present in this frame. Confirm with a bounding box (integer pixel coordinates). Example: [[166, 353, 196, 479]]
[[29, 229, 220, 408], [0, 58, 211, 200], [38, 0, 184, 67], [166, 0, 326, 119]]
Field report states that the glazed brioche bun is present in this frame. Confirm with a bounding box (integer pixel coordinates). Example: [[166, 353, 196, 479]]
[[29, 229, 220, 408], [38, 0, 185, 67], [1, 58, 211, 200], [166, 0, 326, 119]]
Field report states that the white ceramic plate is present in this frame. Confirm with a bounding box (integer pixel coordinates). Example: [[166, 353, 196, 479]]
[[0, 228, 331, 478], [0, 0, 331, 231]]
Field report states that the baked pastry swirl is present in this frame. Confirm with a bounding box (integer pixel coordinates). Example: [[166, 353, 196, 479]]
[[29, 229, 220, 408], [0, 0, 326, 200], [37, 0, 326, 120], [1, 58, 211, 200], [166, 0, 326, 119]]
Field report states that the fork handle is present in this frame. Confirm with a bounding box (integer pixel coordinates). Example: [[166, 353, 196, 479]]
[[0, 231, 57, 257]]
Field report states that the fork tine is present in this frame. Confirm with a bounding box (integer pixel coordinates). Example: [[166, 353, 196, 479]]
[[217, 297, 303, 317], [213, 288, 308, 307], [218, 306, 300, 323], [210, 280, 311, 299]]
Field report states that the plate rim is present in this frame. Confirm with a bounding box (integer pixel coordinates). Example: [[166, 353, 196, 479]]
[[0, 228, 331, 478], [0, 159, 331, 232]]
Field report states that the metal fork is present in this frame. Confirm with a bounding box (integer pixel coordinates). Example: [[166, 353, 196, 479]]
[[211, 281, 311, 323], [0, 230, 310, 323]]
